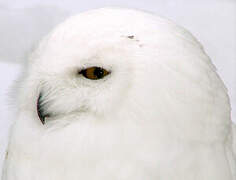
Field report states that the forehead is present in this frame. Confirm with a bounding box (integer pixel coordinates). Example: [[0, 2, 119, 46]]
[[34, 34, 142, 73], [30, 8, 201, 73], [40, 8, 178, 52], [50, 8, 160, 40]]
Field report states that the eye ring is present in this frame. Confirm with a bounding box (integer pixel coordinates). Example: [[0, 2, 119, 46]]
[[79, 66, 110, 80]]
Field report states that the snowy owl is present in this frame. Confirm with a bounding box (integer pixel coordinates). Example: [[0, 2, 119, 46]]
[[2, 8, 236, 180]]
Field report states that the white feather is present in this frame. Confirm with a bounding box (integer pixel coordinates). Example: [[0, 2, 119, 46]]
[[2, 7, 236, 180]]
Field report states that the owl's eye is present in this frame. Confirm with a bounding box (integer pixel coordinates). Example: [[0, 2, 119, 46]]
[[79, 67, 110, 80]]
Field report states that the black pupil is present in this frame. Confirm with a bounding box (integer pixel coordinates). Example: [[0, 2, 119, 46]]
[[94, 67, 104, 78]]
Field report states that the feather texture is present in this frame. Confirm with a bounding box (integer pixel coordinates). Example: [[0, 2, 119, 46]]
[[2, 7, 236, 180]]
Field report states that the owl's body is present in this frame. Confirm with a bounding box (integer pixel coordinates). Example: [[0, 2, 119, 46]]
[[2, 8, 236, 180]]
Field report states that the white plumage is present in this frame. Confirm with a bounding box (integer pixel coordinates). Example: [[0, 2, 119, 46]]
[[2, 7, 236, 180]]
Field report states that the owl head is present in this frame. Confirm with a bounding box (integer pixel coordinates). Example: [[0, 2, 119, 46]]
[[14, 7, 230, 143]]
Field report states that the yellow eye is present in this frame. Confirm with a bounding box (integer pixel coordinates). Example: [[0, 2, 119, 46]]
[[79, 67, 110, 80]]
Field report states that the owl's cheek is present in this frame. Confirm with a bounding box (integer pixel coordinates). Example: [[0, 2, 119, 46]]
[[36, 90, 90, 125]]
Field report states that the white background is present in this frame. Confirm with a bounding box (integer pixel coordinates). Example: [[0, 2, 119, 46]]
[[0, 0, 235, 175]]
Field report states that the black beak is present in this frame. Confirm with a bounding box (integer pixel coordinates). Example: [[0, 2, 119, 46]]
[[37, 92, 49, 125]]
